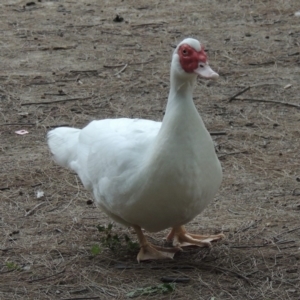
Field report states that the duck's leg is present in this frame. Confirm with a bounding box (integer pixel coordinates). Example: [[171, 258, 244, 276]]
[[166, 225, 224, 248], [132, 225, 181, 262]]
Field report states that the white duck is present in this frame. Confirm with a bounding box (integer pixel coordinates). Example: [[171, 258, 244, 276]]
[[48, 38, 224, 261]]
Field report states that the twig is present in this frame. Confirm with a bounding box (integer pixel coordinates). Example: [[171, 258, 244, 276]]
[[231, 239, 296, 250], [129, 58, 154, 65], [230, 244, 267, 249], [100, 30, 132, 36], [103, 58, 154, 69], [239, 219, 262, 232], [114, 64, 128, 76], [61, 297, 101, 300], [31, 183, 42, 188], [202, 264, 252, 285], [227, 208, 240, 215], [218, 150, 248, 158], [279, 244, 298, 250], [27, 268, 65, 283], [274, 226, 300, 238], [272, 277, 298, 287], [214, 266, 252, 285], [22, 45, 77, 52], [44, 92, 67, 96], [21, 96, 93, 106], [131, 22, 167, 27], [27, 81, 55, 86], [228, 86, 250, 102], [45, 124, 70, 128], [0, 269, 15, 274], [24, 202, 46, 217], [114, 263, 194, 270], [66, 22, 106, 28], [245, 270, 260, 277], [248, 60, 275, 66], [0, 187, 10, 191], [288, 51, 300, 56], [0, 123, 35, 126], [161, 277, 190, 283], [103, 64, 126, 68], [250, 83, 280, 88], [69, 70, 98, 73], [0, 248, 12, 252], [233, 98, 300, 109], [276, 239, 295, 245], [210, 131, 227, 136]]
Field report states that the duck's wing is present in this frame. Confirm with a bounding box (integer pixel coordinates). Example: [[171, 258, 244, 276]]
[[48, 118, 161, 190]]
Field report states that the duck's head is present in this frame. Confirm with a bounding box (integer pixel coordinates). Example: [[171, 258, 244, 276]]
[[171, 38, 219, 81]]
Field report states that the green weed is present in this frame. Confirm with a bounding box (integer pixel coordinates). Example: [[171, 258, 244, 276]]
[[90, 244, 102, 256], [5, 261, 20, 271], [96, 223, 139, 253], [124, 234, 139, 251]]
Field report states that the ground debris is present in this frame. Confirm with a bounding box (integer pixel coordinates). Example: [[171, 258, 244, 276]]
[[1, 0, 299, 299]]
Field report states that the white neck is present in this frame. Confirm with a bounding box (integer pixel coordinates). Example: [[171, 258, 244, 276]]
[[160, 67, 201, 135], [143, 58, 211, 165]]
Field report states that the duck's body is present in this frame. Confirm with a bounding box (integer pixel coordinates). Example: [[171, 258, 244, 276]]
[[48, 38, 224, 261]]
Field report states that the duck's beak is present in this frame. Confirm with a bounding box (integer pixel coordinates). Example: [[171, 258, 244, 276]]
[[194, 62, 219, 79]]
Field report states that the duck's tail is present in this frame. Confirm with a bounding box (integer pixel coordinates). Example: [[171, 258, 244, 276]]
[[47, 127, 81, 168]]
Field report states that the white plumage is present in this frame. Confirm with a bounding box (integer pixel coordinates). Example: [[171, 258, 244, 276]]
[[48, 38, 224, 261]]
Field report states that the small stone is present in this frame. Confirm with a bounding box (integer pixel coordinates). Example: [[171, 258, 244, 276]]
[[113, 14, 124, 22]]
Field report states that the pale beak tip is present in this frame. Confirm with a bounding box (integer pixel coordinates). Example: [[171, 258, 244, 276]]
[[211, 72, 219, 79]]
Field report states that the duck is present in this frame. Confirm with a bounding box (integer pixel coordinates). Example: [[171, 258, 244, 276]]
[[47, 38, 224, 262]]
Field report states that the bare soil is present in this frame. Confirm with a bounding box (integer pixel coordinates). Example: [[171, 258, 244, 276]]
[[1, 0, 300, 299]]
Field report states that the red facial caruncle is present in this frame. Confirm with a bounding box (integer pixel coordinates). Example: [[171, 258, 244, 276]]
[[178, 44, 207, 73]]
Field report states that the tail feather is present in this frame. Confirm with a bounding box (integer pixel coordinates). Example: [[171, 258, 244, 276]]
[[47, 127, 81, 168]]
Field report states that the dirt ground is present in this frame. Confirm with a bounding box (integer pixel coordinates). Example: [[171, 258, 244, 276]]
[[1, 0, 300, 299]]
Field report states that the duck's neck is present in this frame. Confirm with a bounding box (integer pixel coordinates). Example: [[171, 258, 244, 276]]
[[143, 70, 210, 173], [141, 68, 212, 177], [160, 71, 201, 133], [167, 75, 194, 110]]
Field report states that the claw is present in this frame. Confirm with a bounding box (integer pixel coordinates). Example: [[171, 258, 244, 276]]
[[137, 244, 181, 262], [167, 226, 224, 248], [132, 225, 181, 262]]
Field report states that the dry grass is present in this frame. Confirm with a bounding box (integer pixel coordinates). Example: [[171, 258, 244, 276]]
[[1, 0, 300, 299]]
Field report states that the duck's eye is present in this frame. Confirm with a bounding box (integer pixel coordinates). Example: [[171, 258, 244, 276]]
[[182, 49, 188, 55]]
